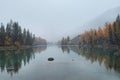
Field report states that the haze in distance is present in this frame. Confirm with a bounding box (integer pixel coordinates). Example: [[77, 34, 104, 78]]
[[0, 0, 120, 42]]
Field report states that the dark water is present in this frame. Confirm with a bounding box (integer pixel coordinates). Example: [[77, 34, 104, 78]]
[[0, 45, 120, 80]]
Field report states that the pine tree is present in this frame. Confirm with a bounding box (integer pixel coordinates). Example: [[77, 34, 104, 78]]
[[116, 15, 120, 44], [0, 20, 35, 47], [23, 28, 27, 45], [12, 22, 19, 45], [108, 24, 113, 44], [5, 23, 12, 46], [18, 26, 22, 44], [26, 30, 31, 45], [0, 23, 5, 46]]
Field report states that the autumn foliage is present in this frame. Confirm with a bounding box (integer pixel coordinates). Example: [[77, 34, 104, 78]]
[[0, 20, 35, 47], [80, 15, 120, 46]]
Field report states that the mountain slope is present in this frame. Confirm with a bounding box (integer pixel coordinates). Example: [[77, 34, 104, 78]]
[[85, 6, 120, 29], [70, 7, 120, 45], [69, 35, 80, 45]]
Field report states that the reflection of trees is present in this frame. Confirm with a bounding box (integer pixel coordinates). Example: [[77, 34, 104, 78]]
[[0, 49, 34, 76], [0, 46, 47, 76], [67, 46, 120, 73], [33, 46, 47, 53], [61, 46, 70, 53]]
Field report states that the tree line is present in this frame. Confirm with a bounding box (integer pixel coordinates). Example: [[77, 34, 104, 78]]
[[0, 46, 47, 75], [60, 15, 120, 46], [33, 37, 47, 45], [0, 20, 35, 47], [61, 36, 70, 45], [79, 15, 120, 46]]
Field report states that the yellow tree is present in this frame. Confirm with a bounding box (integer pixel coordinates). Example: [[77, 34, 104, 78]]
[[103, 23, 109, 41], [97, 27, 103, 39]]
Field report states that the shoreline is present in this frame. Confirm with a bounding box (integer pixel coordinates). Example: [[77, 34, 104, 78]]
[[0, 46, 33, 51], [60, 44, 120, 50]]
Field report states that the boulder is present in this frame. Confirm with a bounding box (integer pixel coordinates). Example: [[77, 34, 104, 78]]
[[48, 57, 54, 61]]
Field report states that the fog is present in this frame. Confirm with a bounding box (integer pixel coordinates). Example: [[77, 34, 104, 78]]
[[0, 0, 120, 42]]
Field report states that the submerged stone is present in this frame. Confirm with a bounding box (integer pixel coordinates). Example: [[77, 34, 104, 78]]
[[48, 57, 54, 61], [7, 66, 14, 71]]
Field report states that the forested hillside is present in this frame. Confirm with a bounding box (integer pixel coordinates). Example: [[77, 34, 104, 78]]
[[79, 15, 120, 46], [61, 15, 120, 46], [0, 20, 46, 47]]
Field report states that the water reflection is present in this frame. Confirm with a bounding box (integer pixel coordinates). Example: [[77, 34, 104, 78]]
[[0, 46, 47, 76], [61, 46, 70, 53], [61, 46, 120, 73]]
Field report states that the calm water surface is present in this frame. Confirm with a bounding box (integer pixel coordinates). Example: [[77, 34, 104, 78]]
[[0, 45, 120, 80]]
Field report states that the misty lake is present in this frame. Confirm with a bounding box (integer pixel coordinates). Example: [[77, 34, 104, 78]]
[[0, 45, 120, 80]]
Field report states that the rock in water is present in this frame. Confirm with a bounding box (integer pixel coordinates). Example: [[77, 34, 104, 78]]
[[48, 57, 54, 61]]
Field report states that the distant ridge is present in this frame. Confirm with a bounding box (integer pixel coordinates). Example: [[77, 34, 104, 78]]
[[85, 6, 120, 29], [70, 7, 120, 45], [69, 35, 80, 45]]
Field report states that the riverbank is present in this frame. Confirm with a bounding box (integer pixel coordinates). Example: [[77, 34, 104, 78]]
[[79, 44, 120, 49], [0, 45, 33, 51], [79, 44, 120, 55]]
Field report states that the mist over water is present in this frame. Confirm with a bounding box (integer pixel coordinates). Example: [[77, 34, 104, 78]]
[[0, 0, 120, 42], [0, 46, 120, 80]]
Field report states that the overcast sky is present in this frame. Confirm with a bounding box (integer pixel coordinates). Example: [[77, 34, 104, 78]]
[[0, 0, 120, 42]]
